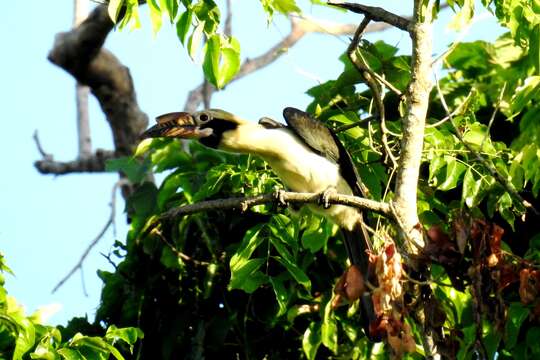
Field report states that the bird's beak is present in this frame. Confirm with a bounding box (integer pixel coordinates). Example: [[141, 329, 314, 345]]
[[140, 112, 213, 140]]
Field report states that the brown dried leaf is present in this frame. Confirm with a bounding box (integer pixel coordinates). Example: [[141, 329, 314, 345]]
[[519, 268, 540, 304]]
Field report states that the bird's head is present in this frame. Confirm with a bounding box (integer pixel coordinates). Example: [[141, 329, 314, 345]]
[[140, 109, 249, 148]]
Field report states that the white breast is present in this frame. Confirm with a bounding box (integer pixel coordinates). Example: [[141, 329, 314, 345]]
[[220, 124, 362, 230]]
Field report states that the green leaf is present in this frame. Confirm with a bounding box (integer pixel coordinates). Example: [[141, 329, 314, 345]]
[[321, 300, 338, 353], [147, 0, 163, 35], [438, 157, 467, 191], [462, 167, 482, 207], [269, 275, 288, 317], [229, 225, 268, 293], [530, 24, 540, 75], [159, 0, 179, 22], [217, 36, 240, 88], [127, 182, 158, 217], [105, 325, 144, 349], [176, 10, 193, 45], [203, 34, 241, 89], [105, 157, 150, 183], [526, 327, 540, 356], [192, 0, 220, 34], [302, 322, 322, 360], [447, 0, 474, 30], [301, 217, 328, 253], [229, 258, 267, 293], [57, 348, 85, 360], [505, 302, 530, 349], [108, 0, 125, 23], [274, 255, 311, 291], [497, 192, 515, 227], [13, 318, 35, 360], [187, 20, 205, 60], [511, 76, 540, 115], [273, 0, 301, 14]]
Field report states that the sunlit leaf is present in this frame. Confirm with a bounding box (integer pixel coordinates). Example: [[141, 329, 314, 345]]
[[302, 322, 322, 360], [108, 0, 125, 23], [176, 10, 193, 45], [321, 300, 338, 353]]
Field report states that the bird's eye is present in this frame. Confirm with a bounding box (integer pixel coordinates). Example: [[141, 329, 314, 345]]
[[198, 113, 211, 122]]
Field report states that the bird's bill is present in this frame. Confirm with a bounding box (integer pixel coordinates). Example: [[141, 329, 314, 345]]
[[140, 112, 212, 139]]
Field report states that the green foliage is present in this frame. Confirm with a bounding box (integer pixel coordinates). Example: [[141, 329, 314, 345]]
[[0, 254, 142, 360], [26, 0, 540, 358]]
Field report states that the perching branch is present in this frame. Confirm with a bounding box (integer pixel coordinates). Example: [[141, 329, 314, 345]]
[[327, 1, 411, 32], [52, 179, 128, 294], [162, 190, 393, 220]]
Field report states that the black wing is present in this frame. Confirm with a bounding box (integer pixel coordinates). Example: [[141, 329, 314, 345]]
[[282, 107, 365, 197]]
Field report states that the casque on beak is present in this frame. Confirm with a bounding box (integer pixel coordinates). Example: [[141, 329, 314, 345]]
[[140, 112, 213, 140]]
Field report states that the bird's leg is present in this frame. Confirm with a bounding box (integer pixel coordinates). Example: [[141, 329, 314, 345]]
[[319, 186, 338, 209], [273, 187, 288, 208]]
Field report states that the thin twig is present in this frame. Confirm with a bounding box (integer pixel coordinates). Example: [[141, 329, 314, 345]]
[[347, 18, 398, 167], [481, 82, 506, 151], [153, 228, 212, 266], [33, 131, 53, 161], [52, 179, 129, 293], [335, 115, 376, 133]]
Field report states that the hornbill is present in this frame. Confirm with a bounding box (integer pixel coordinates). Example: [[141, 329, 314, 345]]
[[141, 107, 378, 340]]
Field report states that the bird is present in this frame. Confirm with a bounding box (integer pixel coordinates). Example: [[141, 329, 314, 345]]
[[140, 107, 378, 340]]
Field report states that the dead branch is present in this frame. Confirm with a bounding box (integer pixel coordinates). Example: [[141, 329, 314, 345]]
[[34, 149, 115, 175], [74, 0, 92, 158], [47, 4, 148, 158], [52, 179, 128, 293], [162, 190, 392, 220], [327, 1, 411, 32]]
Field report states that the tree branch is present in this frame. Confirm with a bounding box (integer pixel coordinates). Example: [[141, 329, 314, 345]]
[[327, 1, 411, 32], [34, 149, 115, 175], [47, 4, 148, 158], [392, 2, 433, 249], [52, 179, 128, 293], [162, 191, 392, 220]]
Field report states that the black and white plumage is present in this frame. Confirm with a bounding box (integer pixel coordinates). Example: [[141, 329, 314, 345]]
[[141, 107, 377, 339]]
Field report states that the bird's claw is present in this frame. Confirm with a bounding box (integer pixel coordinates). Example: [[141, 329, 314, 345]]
[[273, 188, 288, 207], [319, 187, 337, 209]]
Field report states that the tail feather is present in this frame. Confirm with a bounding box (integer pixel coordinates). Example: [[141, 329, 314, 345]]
[[342, 220, 380, 342]]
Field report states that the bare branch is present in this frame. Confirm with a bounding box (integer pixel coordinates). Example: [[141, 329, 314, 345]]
[[392, 2, 434, 249], [162, 190, 392, 220], [52, 179, 129, 294], [327, 1, 411, 32], [35, 150, 115, 175], [74, 0, 92, 158], [47, 5, 148, 158], [33, 131, 53, 161]]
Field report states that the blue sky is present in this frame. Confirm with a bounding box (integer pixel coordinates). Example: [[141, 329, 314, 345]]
[[1, 1, 502, 326]]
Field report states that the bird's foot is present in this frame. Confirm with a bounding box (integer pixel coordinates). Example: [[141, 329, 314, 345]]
[[273, 188, 288, 207], [319, 187, 337, 209]]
